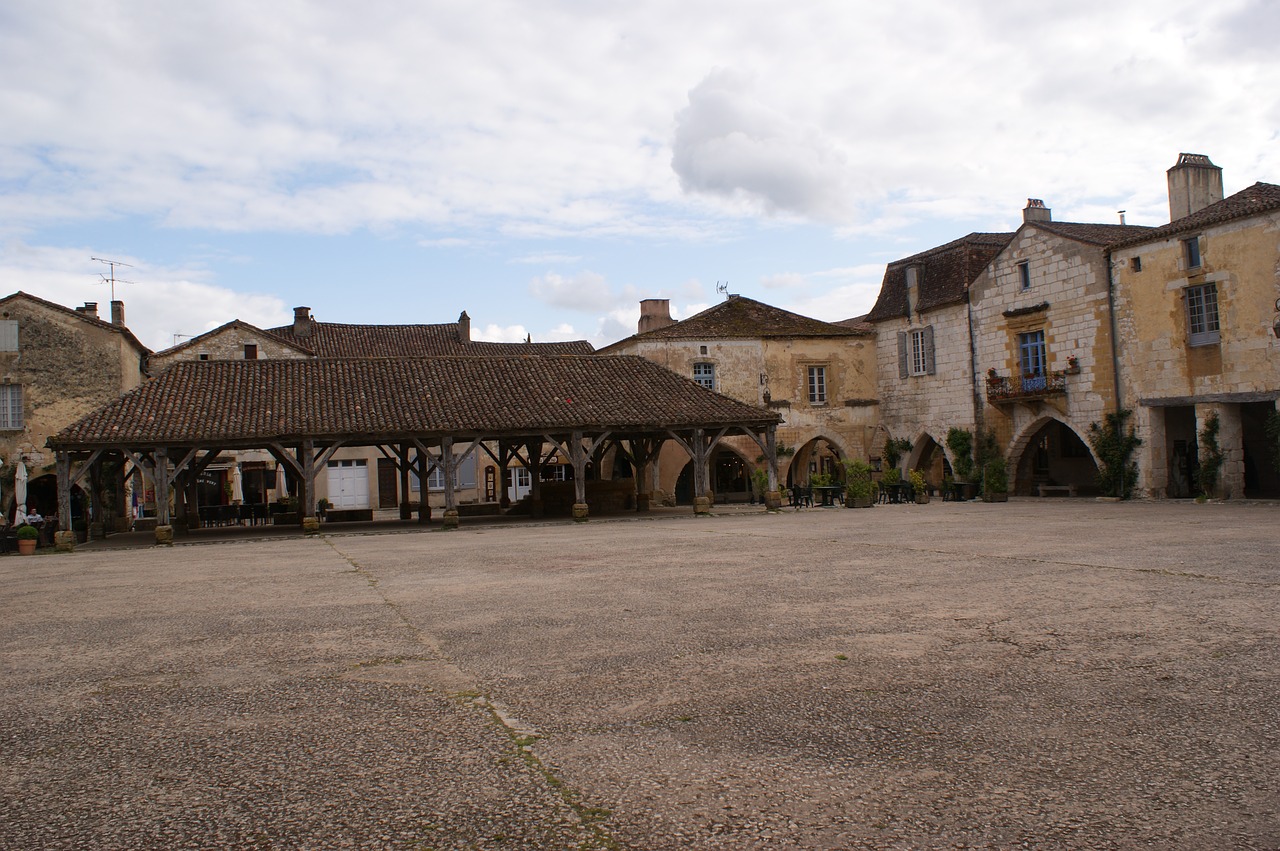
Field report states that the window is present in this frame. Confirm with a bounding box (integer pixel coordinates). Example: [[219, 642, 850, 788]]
[[1018, 262, 1031, 290], [692, 362, 715, 390], [1186, 283, 1220, 346], [0, 320, 17, 352], [1184, 237, 1202, 269], [0, 384, 22, 430], [1018, 330, 1047, 392], [699, 345, 708, 355], [197, 352, 210, 361], [807, 366, 827, 404], [897, 327, 935, 378], [244, 344, 258, 360], [414, 450, 479, 491], [1130, 256, 1142, 272]]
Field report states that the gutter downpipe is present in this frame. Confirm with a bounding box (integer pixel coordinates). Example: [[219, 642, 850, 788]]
[[1105, 250, 1124, 415]]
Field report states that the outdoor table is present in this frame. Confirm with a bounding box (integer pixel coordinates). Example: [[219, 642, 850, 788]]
[[813, 485, 844, 507]]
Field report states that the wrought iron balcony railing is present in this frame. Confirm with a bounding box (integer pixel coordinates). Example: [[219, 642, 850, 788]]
[[986, 370, 1067, 403]]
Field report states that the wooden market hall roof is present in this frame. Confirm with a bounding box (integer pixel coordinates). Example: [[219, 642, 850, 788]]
[[49, 355, 781, 450]]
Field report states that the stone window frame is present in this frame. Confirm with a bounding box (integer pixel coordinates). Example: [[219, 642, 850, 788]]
[[1185, 282, 1220, 347], [806, 364, 828, 406], [692, 361, 716, 391], [0, 383, 23, 430]]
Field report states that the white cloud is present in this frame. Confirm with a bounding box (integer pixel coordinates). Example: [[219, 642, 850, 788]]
[[0, 241, 290, 351], [476, 323, 530, 343], [528, 270, 615, 312]]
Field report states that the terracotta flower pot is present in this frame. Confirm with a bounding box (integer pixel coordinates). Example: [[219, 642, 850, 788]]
[[17, 538, 37, 555]]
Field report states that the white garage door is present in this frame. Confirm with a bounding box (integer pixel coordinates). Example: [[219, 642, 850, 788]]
[[326, 459, 369, 509]]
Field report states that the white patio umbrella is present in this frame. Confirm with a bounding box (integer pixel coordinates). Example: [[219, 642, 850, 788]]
[[229, 464, 244, 503], [14, 460, 27, 521], [275, 464, 286, 498]]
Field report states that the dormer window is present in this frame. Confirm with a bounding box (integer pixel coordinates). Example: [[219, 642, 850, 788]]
[[905, 266, 920, 313]]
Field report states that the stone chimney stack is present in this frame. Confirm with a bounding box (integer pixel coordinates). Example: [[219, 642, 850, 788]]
[[110, 300, 126, 326], [293, 306, 312, 338], [76, 302, 99, 319], [638, 299, 674, 334], [1023, 199, 1052, 223], [1167, 153, 1224, 221], [457, 310, 471, 342]]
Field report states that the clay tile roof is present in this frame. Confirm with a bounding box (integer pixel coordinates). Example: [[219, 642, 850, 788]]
[[1109, 182, 1280, 249], [49, 356, 779, 448], [266, 321, 594, 357], [1031, 221, 1154, 246], [602, 296, 866, 351], [866, 232, 1014, 321]]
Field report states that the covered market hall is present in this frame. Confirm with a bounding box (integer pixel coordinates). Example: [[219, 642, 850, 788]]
[[46, 355, 783, 547]]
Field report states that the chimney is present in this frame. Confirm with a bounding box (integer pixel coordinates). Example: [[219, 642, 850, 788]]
[[110, 300, 126, 326], [1023, 199, 1052, 223], [76, 302, 99, 318], [457, 310, 471, 342], [1167, 153, 1224, 221], [638, 299, 674, 334], [292, 306, 312, 338]]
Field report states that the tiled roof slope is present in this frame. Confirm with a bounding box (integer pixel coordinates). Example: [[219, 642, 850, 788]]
[[0, 291, 152, 354], [1110, 182, 1280, 249], [266, 320, 594, 357], [866, 233, 1014, 321], [1032, 221, 1154, 246], [50, 356, 779, 447], [602, 296, 866, 352]]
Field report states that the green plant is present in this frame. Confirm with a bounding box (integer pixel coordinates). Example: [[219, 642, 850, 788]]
[[843, 459, 874, 502], [908, 469, 927, 492], [982, 457, 1008, 495], [881, 466, 901, 486], [882, 437, 912, 470], [1196, 412, 1223, 498], [15, 524, 39, 540], [946, 427, 975, 482], [1087, 408, 1142, 499], [750, 468, 770, 497], [810, 471, 833, 488], [317, 497, 332, 511]]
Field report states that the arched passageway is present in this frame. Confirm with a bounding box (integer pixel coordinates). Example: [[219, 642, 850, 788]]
[[1011, 419, 1099, 496], [786, 437, 845, 488]]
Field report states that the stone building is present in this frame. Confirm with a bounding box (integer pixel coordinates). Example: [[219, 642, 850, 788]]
[[0, 292, 149, 528], [863, 233, 1012, 486], [599, 295, 876, 502], [1110, 156, 1280, 499], [968, 204, 1151, 495]]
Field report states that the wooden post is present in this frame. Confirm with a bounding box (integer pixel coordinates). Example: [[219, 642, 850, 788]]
[[692, 428, 712, 515], [570, 430, 589, 521], [416, 448, 431, 523], [300, 440, 319, 534], [441, 437, 458, 529], [154, 449, 173, 544], [765, 426, 782, 510], [399, 442, 412, 519], [528, 439, 544, 518]]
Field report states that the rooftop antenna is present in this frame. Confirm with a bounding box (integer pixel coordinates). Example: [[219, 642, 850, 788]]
[[91, 257, 134, 301], [172, 332, 192, 346], [716, 281, 729, 300]]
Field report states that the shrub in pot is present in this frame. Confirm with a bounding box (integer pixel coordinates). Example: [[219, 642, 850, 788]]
[[843, 459, 874, 508], [16, 524, 39, 555], [982, 457, 1009, 502]]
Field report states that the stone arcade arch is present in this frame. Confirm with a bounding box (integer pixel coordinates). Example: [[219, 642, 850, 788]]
[[1007, 415, 1100, 496], [785, 434, 852, 487], [49, 356, 782, 548]]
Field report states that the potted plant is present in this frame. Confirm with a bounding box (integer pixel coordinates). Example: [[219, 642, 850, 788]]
[[909, 469, 930, 504], [843, 459, 875, 508], [316, 497, 332, 521], [982, 457, 1009, 502], [946, 427, 977, 500], [15, 524, 39, 555], [750, 468, 769, 505]]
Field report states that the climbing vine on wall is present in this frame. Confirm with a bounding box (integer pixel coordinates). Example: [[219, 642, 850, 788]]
[[1087, 409, 1141, 499]]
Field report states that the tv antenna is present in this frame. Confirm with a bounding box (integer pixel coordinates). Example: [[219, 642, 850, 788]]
[[91, 257, 135, 301], [716, 281, 729, 299]]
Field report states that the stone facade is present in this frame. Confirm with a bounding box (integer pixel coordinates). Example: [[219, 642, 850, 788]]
[[147, 320, 309, 373], [0, 293, 148, 523], [602, 297, 876, 501], [1111, 179, 1280, 499]]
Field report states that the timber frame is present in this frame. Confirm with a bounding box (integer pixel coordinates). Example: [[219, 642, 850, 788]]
[[49, 356, 783, 544]]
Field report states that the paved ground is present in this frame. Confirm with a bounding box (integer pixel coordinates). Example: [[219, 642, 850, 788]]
[[2, 499, 1278, 849]]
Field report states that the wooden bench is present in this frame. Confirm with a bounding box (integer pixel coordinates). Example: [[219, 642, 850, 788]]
[[1037, 483, 1077, 497]]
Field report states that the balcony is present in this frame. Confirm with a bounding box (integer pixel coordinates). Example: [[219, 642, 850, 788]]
[[987, 370, 1067, 404]]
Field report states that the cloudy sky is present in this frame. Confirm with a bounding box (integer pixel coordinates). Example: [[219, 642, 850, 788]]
[[2, 1, 1277, 351]]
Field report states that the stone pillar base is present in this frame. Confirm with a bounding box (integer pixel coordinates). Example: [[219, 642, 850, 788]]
[[113, 517, 132, 534], [89, 522, 105, 540], [765, 490, 782, 511], [399, 502, 413, 520], [529, 499, 544, 518], [302, 517, 321, 535], [442, 509, 460, 529], [418, 505, 432, 524], [54, 531, 76, 552], [635, 493, 650, 512], [572, 502, 590, 522], [694, 496, 712, 515], [155, 525, 174, 546]]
